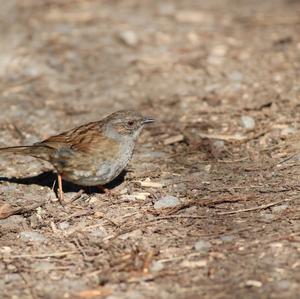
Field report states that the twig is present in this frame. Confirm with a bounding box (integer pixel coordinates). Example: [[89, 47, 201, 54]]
[[7, 251, 77, 259], [217, 198, 295, 215], [275, 154, 298, 166], [66, 189, 85, 204], [0, 201, 46, 220], [149, 215, 209, 220]]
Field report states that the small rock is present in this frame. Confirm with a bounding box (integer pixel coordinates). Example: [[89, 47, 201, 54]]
[[240, 115, 255, 130], [204, 164, 211, 172], [150, 261, 164, 272], [281, 127, 296, 136], [20, 231, 46, 242], [260, 212, 274, 222], [212, 140, 225, 149], [118, 30, 138, 47], [121, 192, 151, 201], [140, 179, 163, 188], [228, 71, 243, 81], [58, 222, 69, 230], [220, 235, 235, 242], [271, 204, 289, 213], [154, 196, 180, 209], [89, 227, 108, 238], [194, 240, 211, 252]]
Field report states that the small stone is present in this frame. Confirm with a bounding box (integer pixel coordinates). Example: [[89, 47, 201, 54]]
[[271, 204, 289, 213], [260, 212, 274, 222], [154, 196, 180, 209], [240, 115, 255, 130], [281, 127, 296, 136], [89, 227, 108, 238], [121, 192, 150, 201], [194, 240, 211, 252], [150, 261, 164, 272], [204, 164, 211, 172], [119, 30, 138, 47], [140, 179, 163, 188], [20, 231, 46, 242], [228, 71, 243, 81], [245, 280, 262, 288], [58, 222, 69, 230], [220, 235, 235, 242], [212, 140, 225, 149]]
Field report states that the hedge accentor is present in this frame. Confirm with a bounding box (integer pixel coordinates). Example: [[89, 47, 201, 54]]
[[0, 110, 154, 203]]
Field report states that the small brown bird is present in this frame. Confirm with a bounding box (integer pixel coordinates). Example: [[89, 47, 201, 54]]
[[0, 110, 154, 203]]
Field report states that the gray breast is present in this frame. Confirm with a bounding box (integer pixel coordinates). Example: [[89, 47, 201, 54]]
[[94, 139, 135, 183]]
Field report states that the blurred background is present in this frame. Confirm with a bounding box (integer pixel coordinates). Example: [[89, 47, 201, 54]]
[[1, 1, 300, 298]]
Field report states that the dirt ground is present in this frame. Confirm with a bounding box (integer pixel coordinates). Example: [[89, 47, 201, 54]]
[[0, 0, 300, 298]]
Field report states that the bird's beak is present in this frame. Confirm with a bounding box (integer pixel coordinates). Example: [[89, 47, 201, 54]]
[[142, 117, 155, 124]]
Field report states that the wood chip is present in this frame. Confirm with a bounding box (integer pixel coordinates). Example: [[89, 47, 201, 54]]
[[76, 288, 112, 298], [164, 134, 185, 145], [140, 181, 163, 188]]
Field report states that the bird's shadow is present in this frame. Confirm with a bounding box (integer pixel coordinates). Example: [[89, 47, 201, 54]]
[[0, 170, 127, 196]]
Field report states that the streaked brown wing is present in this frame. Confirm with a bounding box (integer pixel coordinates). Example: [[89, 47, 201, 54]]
[[36, 121, 104, 153]]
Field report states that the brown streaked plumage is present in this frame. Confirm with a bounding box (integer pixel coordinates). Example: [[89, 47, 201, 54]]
[[0, 110, 154, 203]]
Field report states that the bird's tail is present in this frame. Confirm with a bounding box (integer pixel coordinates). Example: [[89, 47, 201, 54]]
[[0, 145, 52, 160]]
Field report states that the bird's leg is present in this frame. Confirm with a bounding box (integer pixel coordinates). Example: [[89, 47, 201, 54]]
[[57, 174, 64, 204]]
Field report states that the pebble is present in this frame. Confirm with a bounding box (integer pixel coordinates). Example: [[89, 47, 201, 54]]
[[119, 30, 138, 47], [212, 140, 225, 150], [20, 231, 46, 242], [89, 227, 108, 238], [228, 71, 243, 81], [140, 179, 163, 188], [271, 204, 289, 213], [154, 196, 180, 209], [194, 240, 211, 252], [240, 115, 255, 130], [220, 235, 235, 242], [281, 127, 296, 136], [150, 261, 164, 272], [121, 192, 150, 201], [58, 222, 69, 230], [260, 212, 274, 222]]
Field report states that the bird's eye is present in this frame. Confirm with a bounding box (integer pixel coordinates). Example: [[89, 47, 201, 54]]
[[127, 121, 134, 126]]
